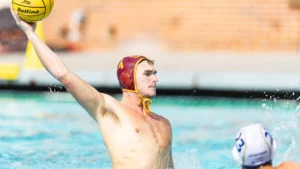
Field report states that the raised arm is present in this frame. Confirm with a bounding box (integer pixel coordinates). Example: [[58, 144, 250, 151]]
[[10, 8, 108, 121]]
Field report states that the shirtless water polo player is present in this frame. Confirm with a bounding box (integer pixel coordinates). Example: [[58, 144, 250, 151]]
[[10, 8, 174, 169]]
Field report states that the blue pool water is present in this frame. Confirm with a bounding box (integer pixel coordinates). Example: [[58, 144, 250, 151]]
[[1, 92, 300, 169]]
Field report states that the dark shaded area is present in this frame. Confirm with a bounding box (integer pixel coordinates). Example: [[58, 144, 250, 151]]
[[0, 84, 299, 100], [289, 0, 300, 9]]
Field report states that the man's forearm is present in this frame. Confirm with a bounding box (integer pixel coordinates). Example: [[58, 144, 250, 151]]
[[26, 31, 69, 80]]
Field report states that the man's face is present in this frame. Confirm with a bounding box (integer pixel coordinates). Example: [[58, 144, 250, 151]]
[[135, 60, 158, 98]]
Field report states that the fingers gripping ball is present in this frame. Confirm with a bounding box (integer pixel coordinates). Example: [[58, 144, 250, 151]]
[[12, 0, 54, 23]]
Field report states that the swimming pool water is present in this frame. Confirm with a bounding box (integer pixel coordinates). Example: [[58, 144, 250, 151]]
[[1, 92, 300, 169]]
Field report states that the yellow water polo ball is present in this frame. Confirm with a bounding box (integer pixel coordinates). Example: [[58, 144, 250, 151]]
[[12, 0, 54, 23]]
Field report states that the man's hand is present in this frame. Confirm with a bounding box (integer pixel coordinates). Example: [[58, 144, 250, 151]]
[[10, 6, 36, 35]]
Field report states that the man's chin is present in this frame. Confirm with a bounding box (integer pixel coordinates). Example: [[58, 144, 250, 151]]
[[150, 92, 157, 98], [144, 92, 156, 98]]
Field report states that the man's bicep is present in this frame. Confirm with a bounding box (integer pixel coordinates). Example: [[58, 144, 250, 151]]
[[60, 72, 107, 120]]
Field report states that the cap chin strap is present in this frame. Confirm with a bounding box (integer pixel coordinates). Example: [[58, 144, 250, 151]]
[[139, 97, 152, 115], [122, 89, 152, 115]]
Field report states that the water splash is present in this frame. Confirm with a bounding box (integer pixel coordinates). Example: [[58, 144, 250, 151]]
[[174, 149, 203, 169], [271, 106, 300, 163], [283, 111, 300, 161]]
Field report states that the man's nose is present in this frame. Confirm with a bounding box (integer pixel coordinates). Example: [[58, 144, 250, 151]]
[[153, 75, 158, 82]]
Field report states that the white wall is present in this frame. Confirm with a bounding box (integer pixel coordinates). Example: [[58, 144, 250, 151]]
[[0, 0, 9, 10]]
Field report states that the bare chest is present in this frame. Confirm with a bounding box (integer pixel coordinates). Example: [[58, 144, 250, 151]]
[[121, 116, 172, 150]]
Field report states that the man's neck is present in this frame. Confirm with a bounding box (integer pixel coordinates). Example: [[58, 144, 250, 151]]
[[121, 92, 144, 113]]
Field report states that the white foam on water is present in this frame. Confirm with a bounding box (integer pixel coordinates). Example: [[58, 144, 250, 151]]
[[271, 107, 300, 164], [281, 111, 300, 161], [173, 149, 203, 169]]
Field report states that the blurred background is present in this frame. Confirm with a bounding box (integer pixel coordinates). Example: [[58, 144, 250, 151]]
[[3, 0, 300, 52], [1, 0, 300, 95], [1, 0, 300, 169]]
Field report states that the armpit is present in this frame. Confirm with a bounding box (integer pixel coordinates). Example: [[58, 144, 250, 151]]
[[101, 107, 119, 123]]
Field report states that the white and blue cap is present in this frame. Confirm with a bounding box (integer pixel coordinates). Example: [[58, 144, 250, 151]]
[[232, 123, 277, 168]]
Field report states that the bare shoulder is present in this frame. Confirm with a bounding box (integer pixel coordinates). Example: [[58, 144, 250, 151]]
[[278, 161, 300, 169], [102, 94, 130, 111], [150, 112, 172, 127], [102, 93, 120, 105]]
